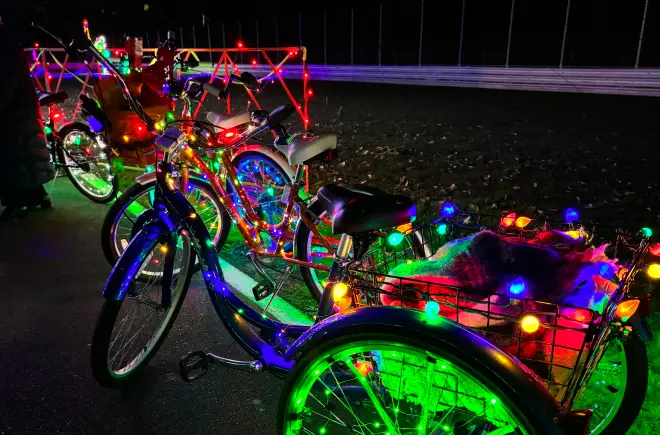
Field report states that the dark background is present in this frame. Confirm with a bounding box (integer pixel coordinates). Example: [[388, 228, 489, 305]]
[[2, 0, 659, 66]]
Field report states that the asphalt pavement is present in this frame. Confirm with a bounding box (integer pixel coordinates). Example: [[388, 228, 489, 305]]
[[0, 178, 283, 435]]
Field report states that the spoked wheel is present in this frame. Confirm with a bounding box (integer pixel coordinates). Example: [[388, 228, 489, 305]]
[[571, 333, 647, 434], [279, 333, 553, 435], [57, 122, 118, 203], [295, 200, 430, 301], [230, 151, 295, 251], [91, 227, 195, 388], [101, 177, 229, 269]]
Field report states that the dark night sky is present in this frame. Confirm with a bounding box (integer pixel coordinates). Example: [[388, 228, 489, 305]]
[[2, 0, 659, 67]]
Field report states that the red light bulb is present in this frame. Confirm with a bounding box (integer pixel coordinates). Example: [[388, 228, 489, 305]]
[[307, 89, 313, 96], [34, 42, 40, 48], [237, 41, 244, 48], [251, 59, 257, 65], [651, 243, 660, 256]]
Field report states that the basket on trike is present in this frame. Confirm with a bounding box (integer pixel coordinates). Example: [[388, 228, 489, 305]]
[[337, 205, 656, 434]]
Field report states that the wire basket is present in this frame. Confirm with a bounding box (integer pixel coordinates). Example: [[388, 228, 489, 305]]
[[346, 206, 649, 407]]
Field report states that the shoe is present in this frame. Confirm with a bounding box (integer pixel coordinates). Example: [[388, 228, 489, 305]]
[[40, 197, 52, 209]]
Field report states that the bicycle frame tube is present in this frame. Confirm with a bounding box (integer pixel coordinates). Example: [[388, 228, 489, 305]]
[[179, 145, 335, 271], [153, 161, 300, 368]]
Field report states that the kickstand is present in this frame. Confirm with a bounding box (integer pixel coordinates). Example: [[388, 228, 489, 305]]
[[262, 265, 293, 316]]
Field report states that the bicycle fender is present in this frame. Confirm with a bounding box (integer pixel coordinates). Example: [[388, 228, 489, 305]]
[[629, 312, 653, 342], [231, 144, 296, 181], [102, 218, 172, 301], [285, 306, 569, 434], [135, 171, 157, 185]]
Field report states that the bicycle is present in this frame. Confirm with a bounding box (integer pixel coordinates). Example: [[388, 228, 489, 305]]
[[70, 36, 589, 434], [39, 89, 118, 203], [100, 73, 298, 270], [102, 74, 429, 301]]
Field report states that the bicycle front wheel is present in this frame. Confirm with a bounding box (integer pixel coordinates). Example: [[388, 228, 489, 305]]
[[91, 227, 195, 388], [279, 332, 559, 435]]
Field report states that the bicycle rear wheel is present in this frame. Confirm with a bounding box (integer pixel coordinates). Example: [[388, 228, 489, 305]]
[[57, 122, 117, 203], [279, 332, 560, 435], [295, 199, 429, 301], [91, 227, 194, 388]]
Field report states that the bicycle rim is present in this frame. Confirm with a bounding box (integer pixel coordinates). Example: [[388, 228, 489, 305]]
[[61, 129, 114, 199], [305, 213, 424, 294], [572, 339, 627, 434], [106, 231, 192, 377], [111, 181, 222, 270], [232, 153, 294, 249], [282, 340, 531, 435]]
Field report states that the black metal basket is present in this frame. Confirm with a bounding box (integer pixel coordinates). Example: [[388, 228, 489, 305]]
[[348, 206, 650, 406]]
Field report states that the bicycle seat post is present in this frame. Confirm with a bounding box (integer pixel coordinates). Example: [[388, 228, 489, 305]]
[[316, 233, 353, 321]]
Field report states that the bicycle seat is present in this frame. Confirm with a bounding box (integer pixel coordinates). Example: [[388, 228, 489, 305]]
[[316, 184, 416, 235], [38, 90, 69, 107], [287, 134, 337, 166], [206, 111, 251, 130]]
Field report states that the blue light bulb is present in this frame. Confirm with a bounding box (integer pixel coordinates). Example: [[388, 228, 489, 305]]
[[564, 208, 579, 223], [508, 277, 526, 295], [442, 202, 456, 218]]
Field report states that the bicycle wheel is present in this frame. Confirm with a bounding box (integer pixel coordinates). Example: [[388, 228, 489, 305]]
[[57, 122, 118, 203], [101, 177, 229, 267], [229, 150, 295, 251], [571, 333, 647, 434], [91, 227, 195, 388], [295, 199, 429, 301], [279, 331, 557, 435]]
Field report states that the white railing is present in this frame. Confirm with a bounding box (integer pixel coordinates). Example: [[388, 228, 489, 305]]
[[192, 63, 660, 97]]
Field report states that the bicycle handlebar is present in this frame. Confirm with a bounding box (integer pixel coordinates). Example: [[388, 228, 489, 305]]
[[32, 23, 155, 131]]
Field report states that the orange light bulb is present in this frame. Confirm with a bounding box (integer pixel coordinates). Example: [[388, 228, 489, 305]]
[[501, 213, 516, 227], [615, 299, 640, 320], [515, 216, 532, 229]]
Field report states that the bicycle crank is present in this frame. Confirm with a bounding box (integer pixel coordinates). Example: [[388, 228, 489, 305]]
[[179, 350, 263, 382]]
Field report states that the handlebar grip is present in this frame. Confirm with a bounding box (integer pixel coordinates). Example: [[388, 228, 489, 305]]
[[268, 104, 295, 127], [202, 82, 225, 99]]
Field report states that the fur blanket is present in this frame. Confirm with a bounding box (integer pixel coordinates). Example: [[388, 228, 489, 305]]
[[380, 230, 620, 395]]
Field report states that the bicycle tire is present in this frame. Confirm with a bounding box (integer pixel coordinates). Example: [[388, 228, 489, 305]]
[[57, 122, 118, 204], [294, 198, 429, 301], [576, 333, 648, 434], [101, 177, 230, 267], [228, 150, 294, 228], [278, 328, 563, 435], [91, 227, 195, 388]]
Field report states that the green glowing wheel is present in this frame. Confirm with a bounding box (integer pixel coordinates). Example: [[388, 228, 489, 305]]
[[57, 122, 118, 203], [101, 177, 229, 272], [279, 333, 554, 435], [571, 333, 647, 434]]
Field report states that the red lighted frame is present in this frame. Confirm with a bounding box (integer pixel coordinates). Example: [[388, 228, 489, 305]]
[[25, 45, 310, 132]]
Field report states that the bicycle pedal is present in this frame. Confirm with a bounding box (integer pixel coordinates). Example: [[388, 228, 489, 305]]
[[179, 350, 210, 382], [252, 281, 275, 301]]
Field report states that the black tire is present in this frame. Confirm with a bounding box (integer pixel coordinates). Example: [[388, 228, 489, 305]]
[[57, 122, 118, 203], [91, 229, 195, 388], [576, 333, 648, 435], [294, 199, 429, 301], [278, 329, 563, 435], [101, 177, 230, 267]]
